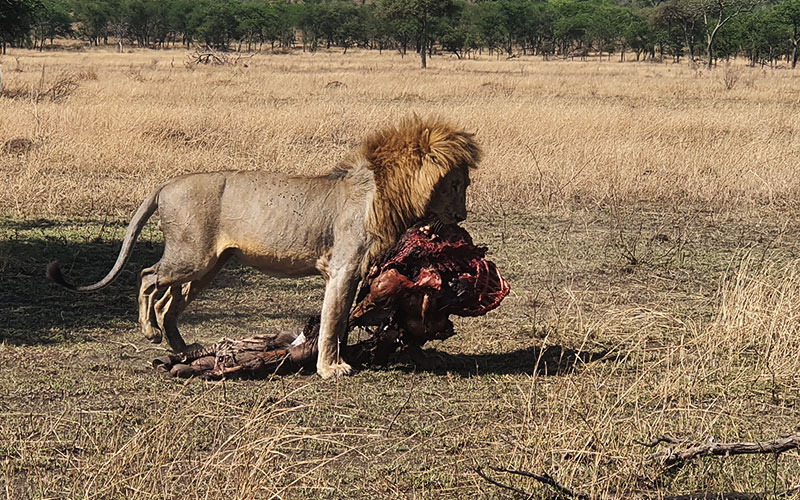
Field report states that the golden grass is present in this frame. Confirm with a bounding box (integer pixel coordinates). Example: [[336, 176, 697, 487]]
[[1, 48, 800, 218]]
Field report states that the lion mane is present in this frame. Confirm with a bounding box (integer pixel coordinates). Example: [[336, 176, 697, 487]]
[[343, 116, 481, 272]]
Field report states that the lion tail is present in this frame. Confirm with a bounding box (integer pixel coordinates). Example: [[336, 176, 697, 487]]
[[46, 188, 160, 292]]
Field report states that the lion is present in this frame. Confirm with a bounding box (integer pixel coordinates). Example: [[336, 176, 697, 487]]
[[47, 116, 481, 379]]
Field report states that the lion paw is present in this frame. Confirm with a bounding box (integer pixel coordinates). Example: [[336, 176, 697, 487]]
[[317, 360, 353, 379], [143, 325, 162, 344]]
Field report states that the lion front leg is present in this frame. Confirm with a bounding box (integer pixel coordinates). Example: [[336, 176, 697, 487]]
[[317, 268, 360, 379]]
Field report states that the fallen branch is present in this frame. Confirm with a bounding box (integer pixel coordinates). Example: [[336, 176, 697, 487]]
[[475, 466, 590, 500], [663, 486, 800, 499], [663, 492, 761, 500], [641, 432, 800, 465], [186, 45, 250, 66], [633, 435, 683, 448], [474, 466, 532, 497]]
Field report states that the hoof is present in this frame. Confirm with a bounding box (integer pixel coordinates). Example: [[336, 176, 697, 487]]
[[152, 355, 173, 371], [165, 337, 188, 354], [170, 363, 195, 378], [317, 360, 353, 379]]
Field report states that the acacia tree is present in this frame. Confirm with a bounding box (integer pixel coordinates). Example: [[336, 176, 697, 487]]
[[623, 9, 653, 61], [476, 2, 506, 55], [333, 2, 368, 53], [553, 0, 595, 58], [440, 2, 484, 59], [588, 4, 629, 60], [656, 0, 701, 62], [125, 0, 157, 47], [696, 0, 760, 68], [195, 0, 241, 49], [73, 0, 118, 45], [735, 8, 784, 66], [31, 0, 73, 50]]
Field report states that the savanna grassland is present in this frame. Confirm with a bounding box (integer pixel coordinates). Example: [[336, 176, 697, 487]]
[[2, 48, 800, 499]]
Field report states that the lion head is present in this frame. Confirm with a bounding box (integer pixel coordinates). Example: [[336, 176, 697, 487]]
[[352, 116, 481, 270]]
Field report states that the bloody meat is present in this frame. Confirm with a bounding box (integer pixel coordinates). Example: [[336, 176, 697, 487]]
[[155, 221, 510, 379]]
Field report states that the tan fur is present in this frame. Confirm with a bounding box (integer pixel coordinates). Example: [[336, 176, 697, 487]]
[[47, 116, 480, 379]]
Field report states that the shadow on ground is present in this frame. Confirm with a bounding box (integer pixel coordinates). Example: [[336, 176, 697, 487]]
[[0, 218, 316, 345], [0, 218, 164, 344], [391, 345, 615, 377]]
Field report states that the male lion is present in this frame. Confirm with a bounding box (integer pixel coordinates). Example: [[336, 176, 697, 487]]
[[47, 117, 480, 379]]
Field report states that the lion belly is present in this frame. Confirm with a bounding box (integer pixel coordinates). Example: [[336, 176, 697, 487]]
[[214, 172, 341, 277], [232, 250, 320, 277]]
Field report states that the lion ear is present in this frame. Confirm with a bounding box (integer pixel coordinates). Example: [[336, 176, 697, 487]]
[[420, 128, 431, 154]]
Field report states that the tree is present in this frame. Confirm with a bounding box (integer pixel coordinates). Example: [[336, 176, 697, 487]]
[[237, 0, 296, 51], [523, 1, 558, 57], [735, 7, 784, 66], [440, 2, 483, 58], [696, 0, 760, 68], [777, 0, 800, 67], [296, 1, 323, 51], [167, 0, 200, 47], [238, 1, 268, 50], [553, 0, 596, 58], [125, 0, 157, 47], [476, 2, 506, 55], [332, 2, 368, 53], [378, 0, 456, 68], [655, 0, 702, 62], [588, 4, 630, 60], [272, 1, 297, 48], [0, 0, 37, 53], [31, 0, 72, 50], [499, 0, 530, 54], [72, 0, 118, 46], [623, 9, 653, 61], [194, 0, 241, 50]]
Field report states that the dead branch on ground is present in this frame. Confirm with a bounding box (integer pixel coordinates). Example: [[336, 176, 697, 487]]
[[186, 46, 251, 66], [639, 432, 800, 466], [475, 466, 590, 499]]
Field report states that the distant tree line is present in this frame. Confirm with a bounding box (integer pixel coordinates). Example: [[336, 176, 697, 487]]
[[1, 0, 799, 68]]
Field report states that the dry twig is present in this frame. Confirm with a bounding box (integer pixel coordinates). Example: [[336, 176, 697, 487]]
[[475, 465, 590, 499]]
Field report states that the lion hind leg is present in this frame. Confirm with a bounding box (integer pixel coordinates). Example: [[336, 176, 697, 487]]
[[138, 266, 162, 343], [153, 253, 231, 353], [154, 285, 188, 353]]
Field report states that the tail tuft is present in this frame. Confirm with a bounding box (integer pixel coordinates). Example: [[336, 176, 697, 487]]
[[46, 260, 76, 290]]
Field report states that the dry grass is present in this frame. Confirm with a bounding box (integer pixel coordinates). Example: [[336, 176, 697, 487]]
[[2, 47, 800, 499], [1, 49, 800, 217]]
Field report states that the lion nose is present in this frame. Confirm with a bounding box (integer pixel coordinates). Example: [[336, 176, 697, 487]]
[[454, 212, 466, 223]]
